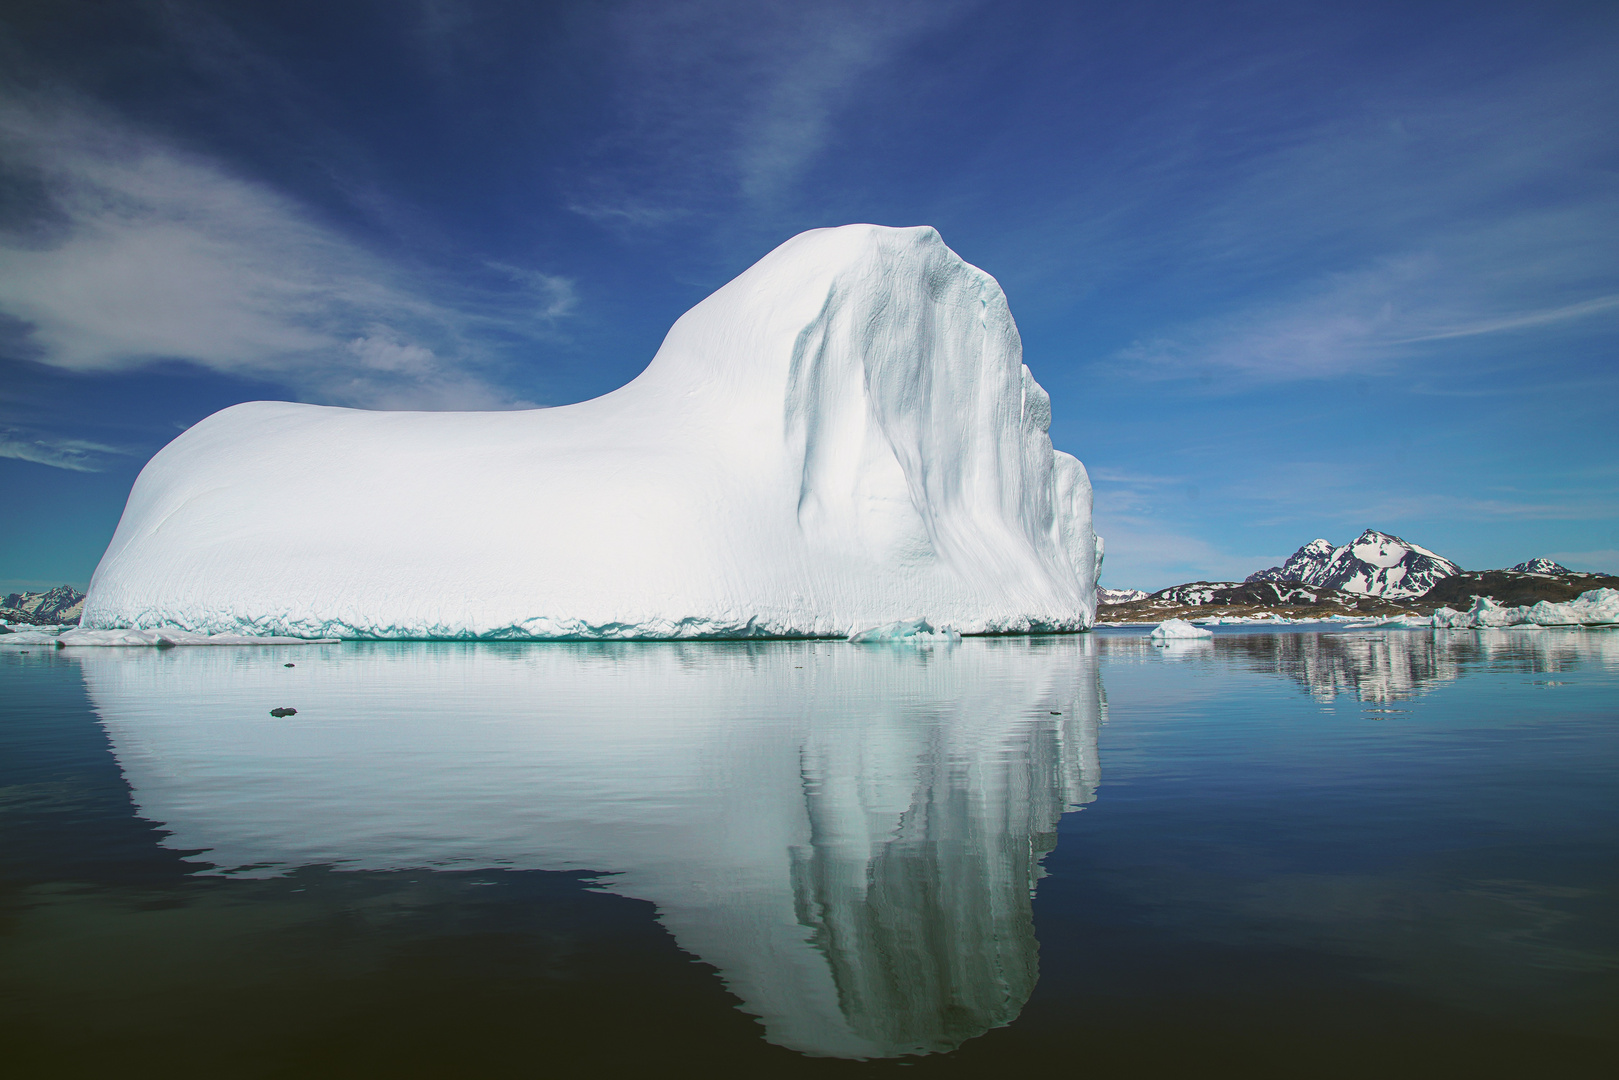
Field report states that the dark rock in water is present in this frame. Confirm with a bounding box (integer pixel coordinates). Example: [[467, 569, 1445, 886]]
[[269, 707, 298, 717], [1419, 570, 1619, 609], [284, 663, 295, 667]]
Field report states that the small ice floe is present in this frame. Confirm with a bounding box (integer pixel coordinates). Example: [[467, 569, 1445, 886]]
[[1433, 589, 1619, 629], [1148, 618, 1213, 643], [847, 618, 960, 644], [1343, 614, 1434, 630], [0, 627, 75, 645], [0, 627, 340, 648]]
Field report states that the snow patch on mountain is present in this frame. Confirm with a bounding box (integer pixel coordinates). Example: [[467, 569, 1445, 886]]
[[1247, 530, 1460, 599], [82, 225, 1100, 640], [1097, 588, 1148, 605]]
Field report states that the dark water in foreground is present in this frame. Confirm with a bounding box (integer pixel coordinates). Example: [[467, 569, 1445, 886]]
[[1, 627, 1615, 1078]]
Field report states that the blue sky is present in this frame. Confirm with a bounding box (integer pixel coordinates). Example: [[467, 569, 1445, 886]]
[[2, 0, 1615, 594]]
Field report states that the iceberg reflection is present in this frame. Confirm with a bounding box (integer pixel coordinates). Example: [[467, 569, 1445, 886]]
[[77, 636, 1103, 1059]]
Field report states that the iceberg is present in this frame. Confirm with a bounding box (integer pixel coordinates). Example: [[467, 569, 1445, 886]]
[[1149, 617, 1213, 642], [82, 225, 1099, 641], [1432, 588, 1619, 629]]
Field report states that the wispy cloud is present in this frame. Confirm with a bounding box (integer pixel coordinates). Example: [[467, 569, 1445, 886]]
[[1394, 295, 1619, 343], [0, 96, 562, 409], [569, 0, 975, 228], [0, 427, 132, 472], [1077, 33, 1619, 387]]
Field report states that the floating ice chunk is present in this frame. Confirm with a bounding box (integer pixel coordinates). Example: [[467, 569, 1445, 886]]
[[0, 630, 67, 646], [1432, 606, 1468, 628], [1345, 615, 1435, 630], [1149, 618, 1213, 642], [847, 618, 960, 643], [1433, 588, 1619, 629], [1525, 588, 1619, 626]]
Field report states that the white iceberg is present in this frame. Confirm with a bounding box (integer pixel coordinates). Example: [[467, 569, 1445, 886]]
[[1149, 617, 1213, 642], [1343, 614, 1435, 630], [82, 225, 1099, 641], [1432, 588, 1619, 629]]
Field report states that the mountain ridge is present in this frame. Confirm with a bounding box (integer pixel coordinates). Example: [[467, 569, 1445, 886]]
[[1247, 529, 1460, 599], [0, 585, 86, 625]]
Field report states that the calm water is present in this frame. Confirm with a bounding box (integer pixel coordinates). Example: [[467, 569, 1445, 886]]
[[1, 628, 1615, 1077]]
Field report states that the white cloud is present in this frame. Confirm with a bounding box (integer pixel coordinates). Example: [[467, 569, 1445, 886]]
[[487, 264, 578, 320], [0, 428, 132, 472], [0, 97, 564, 409]]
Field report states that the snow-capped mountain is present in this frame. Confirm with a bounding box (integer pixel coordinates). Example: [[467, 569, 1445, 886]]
[[1509, 558, 1570, 575], [1097, 588, 1148, 605], [1247, 538, 1335, 586], [0, 585, 85, 624], [1246, 530, 1461, 599]]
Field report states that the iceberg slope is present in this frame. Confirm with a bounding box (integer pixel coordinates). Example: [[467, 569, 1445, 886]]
[[83, 225, 1099, 639]]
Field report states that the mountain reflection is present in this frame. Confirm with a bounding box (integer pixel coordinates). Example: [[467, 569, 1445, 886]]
[[1224, 631, 1463, 703], [77, 637, 1103, 1059], [1094, 625, 1619, 704]]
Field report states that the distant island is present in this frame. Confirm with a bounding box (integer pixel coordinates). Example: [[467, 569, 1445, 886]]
[[1099, 530, 1616, 622]]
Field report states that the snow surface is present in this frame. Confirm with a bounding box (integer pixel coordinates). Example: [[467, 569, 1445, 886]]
[[1149, 618, 1213, 641], [1432, 589, 1619, 628], [83, 225, 1099, 641]]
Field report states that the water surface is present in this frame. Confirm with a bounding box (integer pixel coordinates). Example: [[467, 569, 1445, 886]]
[[2, 628, 1615, 1076]]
